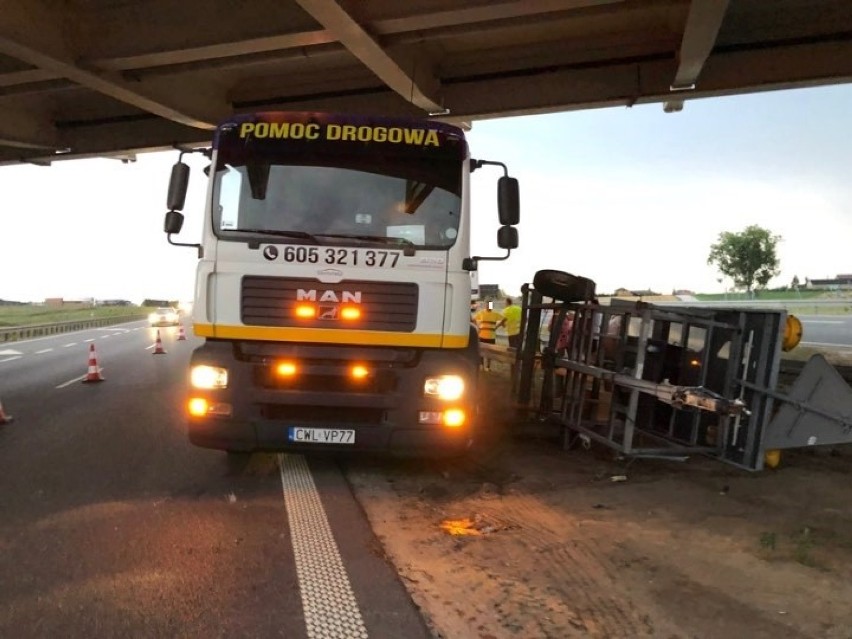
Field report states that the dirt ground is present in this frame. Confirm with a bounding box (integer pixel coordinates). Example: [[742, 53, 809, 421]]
[[343, 366, 852, 639]]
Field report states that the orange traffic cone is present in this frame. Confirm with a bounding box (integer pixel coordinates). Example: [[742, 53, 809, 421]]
[[0, 398, 13, 424], [82, 343, 105, 383], [152, 330, 167, 355], [177, 324, 187, 341]]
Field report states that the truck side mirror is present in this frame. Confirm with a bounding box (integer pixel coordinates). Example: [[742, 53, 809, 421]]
[[167, 162, 190, 212], [498, 176, 519, 226], [164, 210, 184, 234], [497, 225, 518, 249]]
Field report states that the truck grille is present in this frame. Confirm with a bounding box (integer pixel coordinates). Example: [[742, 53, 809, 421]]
[[254, 368, 397, 393], [241, 276, 418, 332]]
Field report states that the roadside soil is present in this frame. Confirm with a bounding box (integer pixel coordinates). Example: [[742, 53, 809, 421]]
[[342, 362, 852, 639]]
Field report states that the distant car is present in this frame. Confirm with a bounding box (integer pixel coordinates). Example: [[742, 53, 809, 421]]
[[149, 307, 180, 327]]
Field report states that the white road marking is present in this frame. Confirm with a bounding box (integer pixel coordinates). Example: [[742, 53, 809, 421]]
[[63, 343, 77, 348], [801, 341, 852, 349], [35, 348, 53, 354], [0, 356, 22, 364], [84, 338, 96, 343], [56, 374, 89, 388], [0, 349, 23, 356], [278, 454, 368, 639]]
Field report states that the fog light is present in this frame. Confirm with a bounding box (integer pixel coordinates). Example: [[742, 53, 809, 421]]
[[350, 364, 369, 380], [207, 402, 232, 417], [418, 411, 443, 425], [443, 409, 466, 428], [188, 397, 208, 416], [188, 398, 232, 417], [276, 361, 298, 377]]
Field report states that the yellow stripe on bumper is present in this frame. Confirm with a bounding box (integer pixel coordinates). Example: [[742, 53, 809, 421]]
[[194, 323, 469, 348]]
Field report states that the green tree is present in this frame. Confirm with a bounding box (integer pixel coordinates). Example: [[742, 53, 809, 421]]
[[707, 225, 781, 295]]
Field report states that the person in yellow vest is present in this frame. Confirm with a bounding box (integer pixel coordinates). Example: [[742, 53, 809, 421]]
[[474, 301, 502, 370], [497, 296, 522, 349]]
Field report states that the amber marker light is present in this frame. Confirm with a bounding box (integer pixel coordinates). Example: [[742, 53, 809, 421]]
[[340, 306, 361, 320], [188, 398, 208, 417], [276, 361, 298, 377], [443, 409, 466, 428], [350, 364, 370, 380], [295, 304, 316, 319]]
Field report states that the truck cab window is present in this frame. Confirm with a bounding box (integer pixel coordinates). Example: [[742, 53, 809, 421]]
[[213, 163, 461, 249]]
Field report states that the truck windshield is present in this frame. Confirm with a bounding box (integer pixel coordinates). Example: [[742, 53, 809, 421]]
[[211, 114, 466, 250], [213, 164, 461, 249]]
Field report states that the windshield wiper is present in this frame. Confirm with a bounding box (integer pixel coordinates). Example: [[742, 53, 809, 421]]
[[315, 233, 417, 253], [227, 229, 320, 244]]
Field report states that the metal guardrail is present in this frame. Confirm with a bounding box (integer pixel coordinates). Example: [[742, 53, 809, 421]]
[[0, 315, 146, 343], [655, 299, 852, 313]]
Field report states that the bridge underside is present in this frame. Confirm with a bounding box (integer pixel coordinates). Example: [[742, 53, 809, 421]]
[[0, 0, 850, 165]]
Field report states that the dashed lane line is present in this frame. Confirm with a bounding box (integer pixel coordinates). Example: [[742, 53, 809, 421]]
[[801, 341, 852, 349], [56, 374, 92, 389], [278, 454, 369, 639]]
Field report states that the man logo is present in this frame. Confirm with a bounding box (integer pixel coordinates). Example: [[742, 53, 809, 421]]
[[262, 245, 279, 260], [297, 289, 362, 303]]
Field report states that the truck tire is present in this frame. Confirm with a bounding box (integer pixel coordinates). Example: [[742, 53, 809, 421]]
[[533, 269, 596, 302]]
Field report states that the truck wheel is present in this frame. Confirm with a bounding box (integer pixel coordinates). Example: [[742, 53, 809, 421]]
[[464, 324, 480, 367], [533, 269, 596, 302]]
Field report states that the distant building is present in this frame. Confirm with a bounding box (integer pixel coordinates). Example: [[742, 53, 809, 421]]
[[613, 287, 661, 298], [43, 298, 92, 308], [479, 284, 501, 299], [607, 287, 679, 303], [807, 275, 852, 290]]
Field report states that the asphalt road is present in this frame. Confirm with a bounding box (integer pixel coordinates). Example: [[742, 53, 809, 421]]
[[798, 315, 852, 350], [0, 322, 430, 638]]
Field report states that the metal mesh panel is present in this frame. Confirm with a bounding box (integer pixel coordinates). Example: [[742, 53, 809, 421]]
[[279, 454, 369, 639]]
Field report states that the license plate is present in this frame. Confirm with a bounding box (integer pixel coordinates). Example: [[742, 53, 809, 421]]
[[288, 427, 355, 445]]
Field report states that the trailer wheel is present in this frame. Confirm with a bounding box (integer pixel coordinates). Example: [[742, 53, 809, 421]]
[[533, 269, 595, 302]]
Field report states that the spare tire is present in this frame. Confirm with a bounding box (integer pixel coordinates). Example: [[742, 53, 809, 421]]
[[533, 269, 596, 302]]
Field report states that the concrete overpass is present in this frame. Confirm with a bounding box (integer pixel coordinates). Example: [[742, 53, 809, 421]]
[[1, 0, 851, 165]]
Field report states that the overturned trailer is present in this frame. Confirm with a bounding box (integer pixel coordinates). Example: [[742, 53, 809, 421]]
[[513, 270, 852, 471]]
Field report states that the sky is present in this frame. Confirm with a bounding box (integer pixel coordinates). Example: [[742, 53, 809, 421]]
[[2, 83, 851, 303]]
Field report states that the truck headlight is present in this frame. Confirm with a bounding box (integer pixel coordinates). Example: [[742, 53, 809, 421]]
[[191, 365, 228, 389], [424, 375, 465, 401]]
